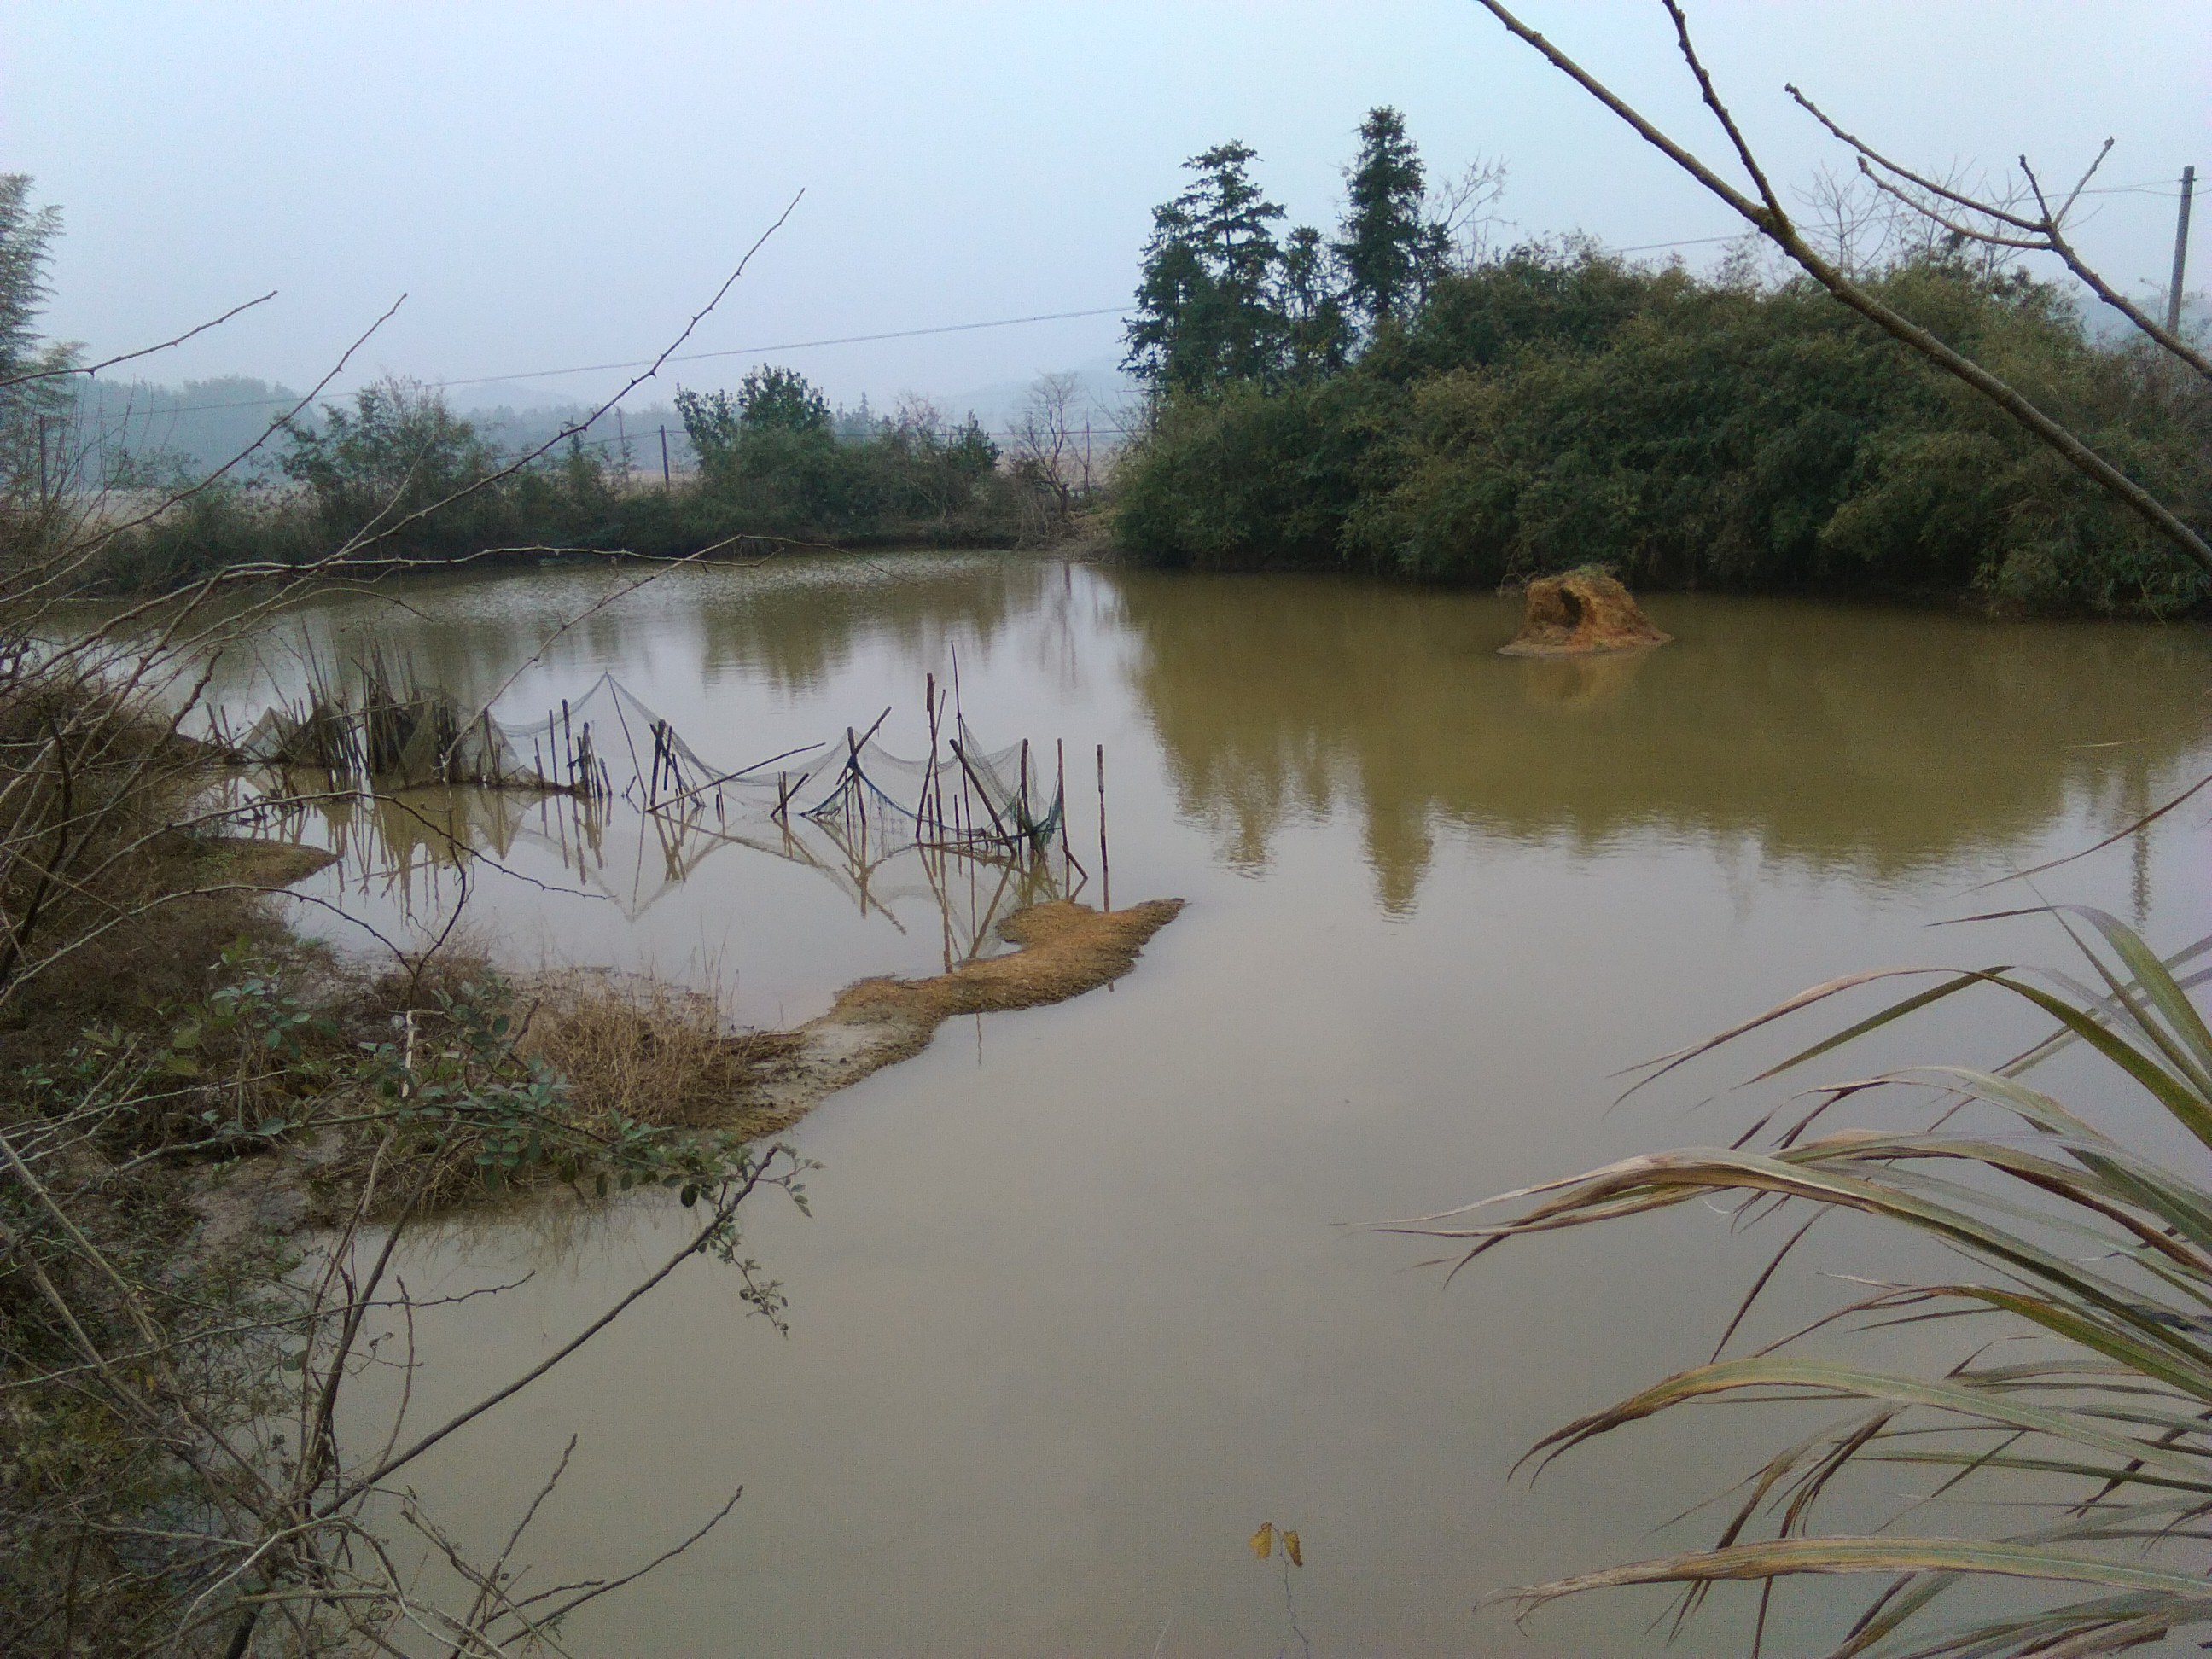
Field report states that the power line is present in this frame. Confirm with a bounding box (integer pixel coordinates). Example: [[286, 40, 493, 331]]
[[90, 303, 1136, 417], [84, 241, 1740, 422], [79, 187, 2207, 428], [440, 304, 1132, 388], [1611, 233, 1739, 254]]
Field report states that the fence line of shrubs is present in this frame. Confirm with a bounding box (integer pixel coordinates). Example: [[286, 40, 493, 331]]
[[83, 366, 1081, 591]]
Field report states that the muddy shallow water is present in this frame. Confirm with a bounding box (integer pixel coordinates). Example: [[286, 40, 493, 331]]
[[210, 555, 2212, 1654]]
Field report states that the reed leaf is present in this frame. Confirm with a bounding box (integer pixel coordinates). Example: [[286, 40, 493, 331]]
[[1491, 1537, 2212, 1610], [1417, 910, 2212, 1656]]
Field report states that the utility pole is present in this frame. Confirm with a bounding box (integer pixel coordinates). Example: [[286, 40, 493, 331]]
[[660, 423, 671, 487], [2167, 165, 2197, 336]]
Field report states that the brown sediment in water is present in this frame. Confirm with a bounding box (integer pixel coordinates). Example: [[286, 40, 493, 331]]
[[716, 898, 1185, 1137], [1499, 568, 1672, 657]]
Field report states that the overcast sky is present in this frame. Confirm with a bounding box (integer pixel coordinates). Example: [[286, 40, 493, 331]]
[[5, 2, 2208, 415]]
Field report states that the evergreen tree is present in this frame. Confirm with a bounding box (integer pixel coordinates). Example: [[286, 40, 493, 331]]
[[1124, 142, 1287, 394], [1336, 108, 1442, 335], [1278, 225, 1348, 379], [0, 174, 74, 505], [0, 176, 64, 385]]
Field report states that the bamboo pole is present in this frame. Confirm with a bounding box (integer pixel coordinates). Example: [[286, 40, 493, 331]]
[[952, 741, 1012, 842]]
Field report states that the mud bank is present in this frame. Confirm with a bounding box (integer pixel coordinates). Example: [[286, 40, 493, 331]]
[[189, 899, 1182, 1245], [719, 898, 1185, 1137]]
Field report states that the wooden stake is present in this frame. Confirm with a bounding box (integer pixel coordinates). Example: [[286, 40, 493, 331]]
[[1018, 738, 1031, 843], [922, 672, 940, 831], [1096, 742, 1110, 912], [1057, 737, 1070, 886]]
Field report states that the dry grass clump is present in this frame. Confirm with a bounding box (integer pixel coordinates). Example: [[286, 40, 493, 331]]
[[1496, 566, 1672, 657], [521, 972, 795, 1132], [303, 951, 797, 1216]]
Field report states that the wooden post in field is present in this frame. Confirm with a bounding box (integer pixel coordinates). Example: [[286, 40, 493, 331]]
[[661, 423, 672, 487]]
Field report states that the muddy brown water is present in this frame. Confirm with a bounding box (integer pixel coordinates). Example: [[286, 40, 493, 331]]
[[199, 554, 2212, 1655]]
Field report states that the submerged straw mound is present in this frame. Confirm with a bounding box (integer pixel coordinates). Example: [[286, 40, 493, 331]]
[[1499, 568, 1672, 657]]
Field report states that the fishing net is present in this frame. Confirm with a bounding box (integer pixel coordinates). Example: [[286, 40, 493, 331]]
[[223, 661, 1094, 949], [506, 673, 1067, 859], [233, 688, 554, 789], [235, 670, 1067, 861]]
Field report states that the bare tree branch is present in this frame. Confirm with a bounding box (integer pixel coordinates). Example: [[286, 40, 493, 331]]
[[1469, 0, 2212, 578], [1786, 86, 2212, 385], [0, 290, 279, 392]]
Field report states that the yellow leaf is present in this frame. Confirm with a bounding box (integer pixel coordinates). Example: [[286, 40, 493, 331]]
[[1249, 1522, 1275, 1559], [1282, 1529, 1302, 1567]]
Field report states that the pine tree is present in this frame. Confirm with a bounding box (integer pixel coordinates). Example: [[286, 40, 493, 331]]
[[1124, 143, 1287, 393], [1278, 225, 1348, 379], [0, 175, 75, 505], [0, 175, 65, 386], [1336, 108, 1441, 335]]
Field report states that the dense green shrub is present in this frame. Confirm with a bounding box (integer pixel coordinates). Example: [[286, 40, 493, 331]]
[[1112, 375, 1403, 568], [90, 478, 316, 588], [1115, 247, 2212, 614], [282, 376, 508, 557], [677, 369, 1006, 540]]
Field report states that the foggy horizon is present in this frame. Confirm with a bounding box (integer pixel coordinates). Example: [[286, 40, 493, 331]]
[[6, 2, 2208, 418]]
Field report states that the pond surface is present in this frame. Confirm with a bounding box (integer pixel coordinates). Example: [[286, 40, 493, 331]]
[[217, 555, 2212, 1655]]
